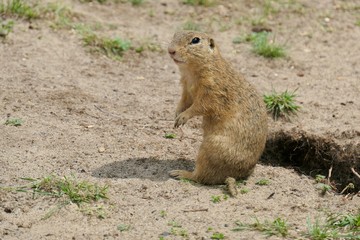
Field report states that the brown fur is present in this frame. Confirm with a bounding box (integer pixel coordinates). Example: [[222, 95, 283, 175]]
[[168, 31, 268, 185]]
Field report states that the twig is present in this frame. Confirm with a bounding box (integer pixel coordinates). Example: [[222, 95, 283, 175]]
[[350, 167, 360, 180], [94, 105, 123, 118], [183, 208, 208, 213], [327, 166, 333, 185]]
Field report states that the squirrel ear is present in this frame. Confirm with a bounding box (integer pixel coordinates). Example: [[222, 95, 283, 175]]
[[209, 38, 215, 49]]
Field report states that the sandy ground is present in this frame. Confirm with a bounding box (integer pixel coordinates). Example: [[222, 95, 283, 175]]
[[0, 0, 359, 239]]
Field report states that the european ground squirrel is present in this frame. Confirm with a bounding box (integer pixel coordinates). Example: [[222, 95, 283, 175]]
[[168, 31, 267, 190]]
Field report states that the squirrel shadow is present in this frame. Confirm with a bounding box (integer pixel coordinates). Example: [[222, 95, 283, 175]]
[[91, 157, 194, 181]]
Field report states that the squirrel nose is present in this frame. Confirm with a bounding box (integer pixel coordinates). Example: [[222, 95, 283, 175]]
[[168, 47, 176, 56]]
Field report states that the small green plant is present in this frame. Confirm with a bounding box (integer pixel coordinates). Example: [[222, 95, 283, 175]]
[[0, 19, 14, 38], [251, 17, 267, 27], [168, 221, 182, 228], [168, 221, 188, 237], [160, 210, 167, 218], [44, 3, 74, 30], [240, 188, 249, 194], [129, 0, 144, 6], [79, 0, 108, 3], [182, 20, 201, 31], [170, 227, 188, 237], [315, 174, 326, 183], [263, 89, 300, 121], [164, 133, 176, 139], [255, 179, 270, 186], [211, 195, 221, 203], [232, 33, 257, 44], [316, 183, 332, 195], [327, 213, 360, 230], [81, 31, 131, 59], [5, 118, 23, 126], [233, 217, 289, 237], [304, 212, 360, 239], [305, 218, 338, 240], [262, 0, 279, 17], [117, 224, 130, 232], [81, 204, 107, 219], [0, 0, 39, 19], [211, 232, 225, 239], [251, 32, 285, 58], [15, 175, 108, 219], [356, 20, 360, 27], [135, 40, 163, 53], [20, 175, 108, 204], [210, 194, 228, 203], [232, 36, 243, 44], [183, 0, 216, 6]]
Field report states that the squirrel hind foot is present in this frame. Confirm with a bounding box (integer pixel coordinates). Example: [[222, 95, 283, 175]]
[[169, 169, 194, 180]]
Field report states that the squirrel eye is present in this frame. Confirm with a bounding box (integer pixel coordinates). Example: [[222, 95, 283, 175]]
[[191, 37, 200, 44]]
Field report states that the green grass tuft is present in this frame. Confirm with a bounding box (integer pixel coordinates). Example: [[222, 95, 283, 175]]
[[117, 224, 130, 232], [164, 133, 176, 139], [240, 188, 249, 194], [183, 0, 216, 6], [79, 0, 108, 3], [211, 232, 225, 239], [233, 217, 289, 237], [304, 212, 360, 239], [81, 30, 131, 60], [20, 175, 108, 205], [252, 32, 285, 58], [0, 0, 39, 19], [44, 3, 74, 30], [129, 0, 144, 6], [5, 118, 23, 126], [0, 19, 14, 38], [211, 195, 221, 203], [263, 89, 300, 121], [255, 179, 270, 186], [182, 20, 201, 31], [305, 218, 338, 240]]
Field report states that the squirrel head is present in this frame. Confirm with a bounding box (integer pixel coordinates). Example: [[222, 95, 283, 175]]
[[168, 31, 220, 68]]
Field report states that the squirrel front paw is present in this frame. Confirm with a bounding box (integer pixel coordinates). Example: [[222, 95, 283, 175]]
[[174, 111, 190, 128]]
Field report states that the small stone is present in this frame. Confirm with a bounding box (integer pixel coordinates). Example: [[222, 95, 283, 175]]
[[297, 72, 305, 77], [98, 147, 106, 153]]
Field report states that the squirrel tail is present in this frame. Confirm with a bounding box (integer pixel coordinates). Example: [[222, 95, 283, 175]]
[[225, 177, 238, 197]]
